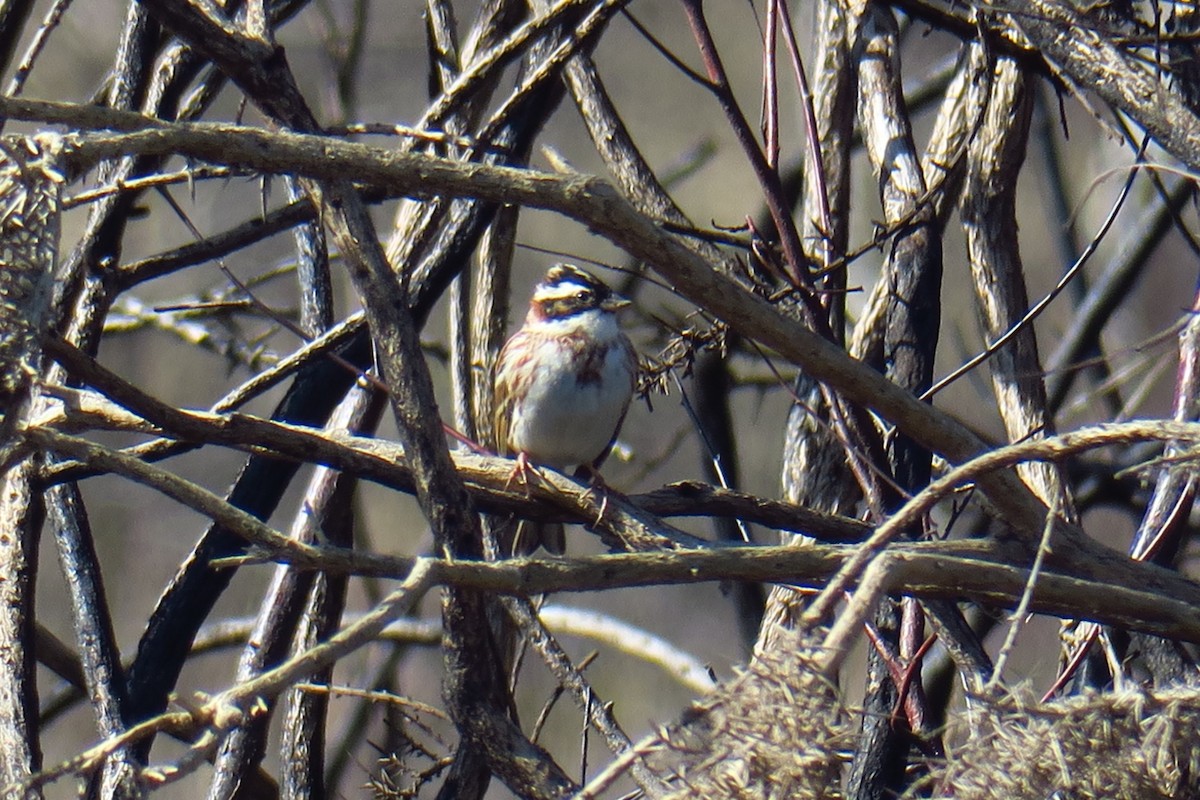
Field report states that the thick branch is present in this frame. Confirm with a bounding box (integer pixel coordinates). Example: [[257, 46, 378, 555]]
[[0, 104, 1060, 548]]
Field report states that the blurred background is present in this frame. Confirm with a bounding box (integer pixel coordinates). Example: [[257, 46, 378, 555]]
[[14, 0, 1194, 796]]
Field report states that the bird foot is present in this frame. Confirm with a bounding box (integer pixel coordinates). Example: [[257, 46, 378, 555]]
[[575, 465, 612, 527], [505, 452, 542, 496]]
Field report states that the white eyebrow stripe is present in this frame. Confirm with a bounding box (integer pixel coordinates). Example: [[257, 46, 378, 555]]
[[533, 282, 591, 303]]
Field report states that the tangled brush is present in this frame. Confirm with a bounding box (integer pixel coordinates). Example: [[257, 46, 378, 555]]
[[642, 628, 847, 800], [925, 687, 1200, 800]]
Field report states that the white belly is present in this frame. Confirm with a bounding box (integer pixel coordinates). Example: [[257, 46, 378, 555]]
[[507, 344, 631, 469]]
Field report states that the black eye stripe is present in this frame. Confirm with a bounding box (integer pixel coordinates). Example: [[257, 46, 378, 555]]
[[543, 293, 600, 318], [535, 265, 619, 317]]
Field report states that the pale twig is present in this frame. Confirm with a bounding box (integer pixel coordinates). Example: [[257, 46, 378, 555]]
[[64, 164, 240, 208], [989, 490, 1062, 689], [573, 729, 667, 799], [293, 683, 449, 720], [23, 410, 1200, 644], [925, 139, 1146, 401], [26, 426, 344, 565], [30, 383, 1200, 640], [0, 105, 1115, 560], [189, 607, 715, 695], [49, 387, 841, 542], [809, 419, 1200, 674], [4, 0, 73, 98], [502, 598, 670, 798], [22, 561, 435, 794], [537, 605, 717, 695]]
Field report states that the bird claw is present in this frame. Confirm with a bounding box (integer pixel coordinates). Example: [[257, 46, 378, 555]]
[[593, 490, 611, 528], [505, 452, 540, 496], [577, 465, 612, 527]]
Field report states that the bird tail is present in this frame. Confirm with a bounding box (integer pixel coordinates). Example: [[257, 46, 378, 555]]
[[513, 520, 565, 555]]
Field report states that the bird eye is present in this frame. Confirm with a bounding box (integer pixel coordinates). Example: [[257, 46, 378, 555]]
[[577, 289, 593, 303]]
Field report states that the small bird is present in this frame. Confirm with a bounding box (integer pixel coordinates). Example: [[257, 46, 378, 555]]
[[493, 263, 637, 554]]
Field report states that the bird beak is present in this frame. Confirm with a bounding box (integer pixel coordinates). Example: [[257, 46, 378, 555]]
[[602, 296, 631, 312]]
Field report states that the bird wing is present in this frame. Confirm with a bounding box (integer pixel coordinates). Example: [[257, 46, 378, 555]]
[[590, 336, 639, 470], [491, 331, 525, 456]]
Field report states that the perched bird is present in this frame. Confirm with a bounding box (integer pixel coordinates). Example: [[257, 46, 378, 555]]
[[493, 263, 637, 554]]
